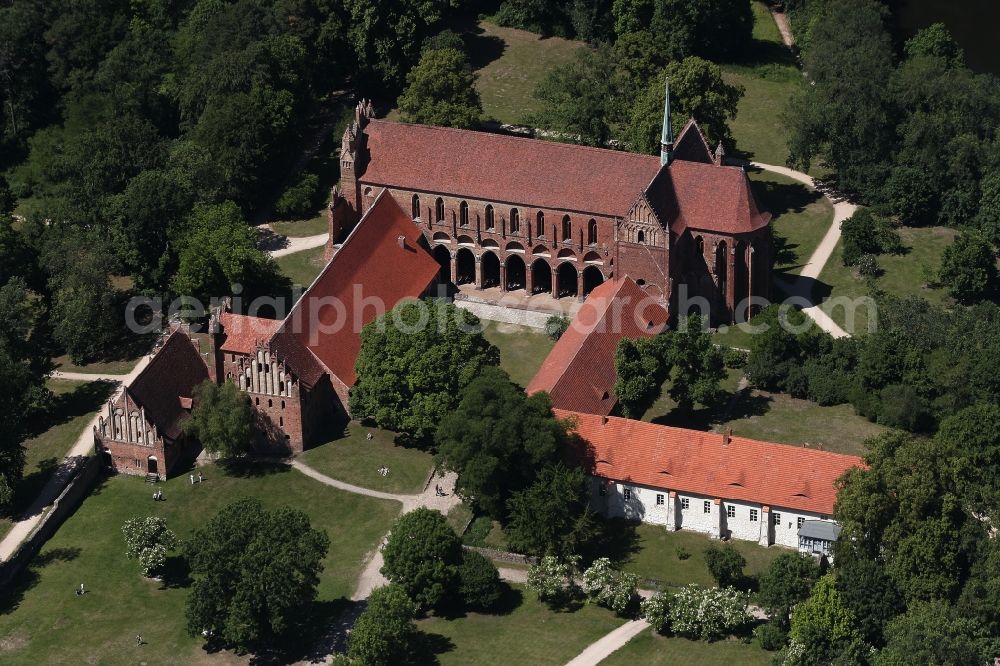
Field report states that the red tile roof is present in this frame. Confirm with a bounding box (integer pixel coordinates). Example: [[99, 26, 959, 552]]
[[360, 119, 769, 235], [558, 409, 862, 515], [668, 160, 771, 234], [277, 190, 440, 386], [127, 329, 211, 440], [217, 312, 283, 354], [361, 119, 662, 218], [526, 278, 668, 416]]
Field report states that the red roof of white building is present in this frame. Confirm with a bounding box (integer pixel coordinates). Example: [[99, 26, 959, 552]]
[[558, 409, 862, 515], [527, 277, 668, 416]]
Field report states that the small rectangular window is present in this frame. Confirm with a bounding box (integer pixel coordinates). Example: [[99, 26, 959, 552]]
[[726, 505, 735, 519], [773, 512, 781, 526], [681, 498, 690, 510], [797, 517, 806, 529], [750, 509, 759, 522], [703, 500, 711, 514], [656, 494, 664, 506], [623, 488, 631, 501]]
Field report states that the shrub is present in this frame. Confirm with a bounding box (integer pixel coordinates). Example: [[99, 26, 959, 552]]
[[856, 253, 881, 277], [122, 516, 178, 577], [640, 592, 671, 633], [461, 515, 493, 546], [582, 557, 639, 615], [676, 546, 691, 560], [754, 621, 789, 650], [527, 554, 580, 607], [704, 545, 747, 589], [841, 209, 901, 266], [669, 584, 752, 641], [722, 347, 748, 369], [274, 172, 321, 218], [545, 315, 570, 340], [457, 551, 503, 611]]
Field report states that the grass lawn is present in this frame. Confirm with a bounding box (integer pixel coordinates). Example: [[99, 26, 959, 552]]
[[0, 461, 399, 664], [717, 390, 886, 456], [750, 169, 833, 275], [50, 354, 140, 376], [480, 320, 555, 388], [269, 213, 327, 238], [416, 584, 624, 666], [642, 369, 882, 455], [623, 523, 785, 588], [462, 20, 583, 125], [816, 226, 957, 334], [605, 630, 774, 666], [721, 2, 802, 166], [298, 421, 435, 494], [275, 245, 327, 288]]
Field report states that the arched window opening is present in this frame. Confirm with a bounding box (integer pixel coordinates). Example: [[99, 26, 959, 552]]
[[536, 212, 545, 238], [435, 198, 445, 223], [510, 208, 520, 234], [485, 205, 495, 230], [459, 201, 469, 227], [562, 216, 572, 241], [637, 230, 645, 244], [411, 194, 420, 219], [588, 219, 597, 245]]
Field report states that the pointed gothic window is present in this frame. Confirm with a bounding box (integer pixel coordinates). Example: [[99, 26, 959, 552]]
[[536, 211, 545, 237], [411, 194, 420, 219], [485, 205, 495, 230], [637, 230, 646, 244], [435, 198, 445, 223], [562, 216, 571, 241], [510, 208, 520, 234], [588, 219, 597, 245], [460, 201, 469, 227]]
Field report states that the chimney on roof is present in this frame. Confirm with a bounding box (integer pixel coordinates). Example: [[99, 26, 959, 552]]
[[714, 141, 726, 166], [723, 427, 732, 447], [397, 235, 406, 249]]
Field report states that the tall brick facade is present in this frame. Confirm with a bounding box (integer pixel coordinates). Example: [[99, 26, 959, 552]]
[[337, 101, 773, 325]]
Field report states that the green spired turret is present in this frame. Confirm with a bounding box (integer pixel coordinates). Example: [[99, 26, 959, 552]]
[[660, 78, 674, 167]]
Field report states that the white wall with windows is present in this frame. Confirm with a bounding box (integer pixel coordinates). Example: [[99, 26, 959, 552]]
[[589, 477, 836, 551]]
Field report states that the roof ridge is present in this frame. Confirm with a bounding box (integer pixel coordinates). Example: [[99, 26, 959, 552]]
[[367, 119, 661, 162]]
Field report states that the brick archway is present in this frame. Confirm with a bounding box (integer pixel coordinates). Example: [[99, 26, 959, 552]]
[[433, 245, 451, 283], [556, 262, 577, 298], [505, 255, 526, 291], [455, 248, 475, 285], [481, 251, 501, 288], [531, 259, 551, 294], [582, 265, 604, 297]]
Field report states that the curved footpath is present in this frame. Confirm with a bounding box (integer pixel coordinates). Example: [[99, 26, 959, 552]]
[[753, 162, 854, 339]]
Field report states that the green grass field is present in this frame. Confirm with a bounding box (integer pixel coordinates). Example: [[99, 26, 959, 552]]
[[463, 21, 583, 125], [605, 630, 774, 666], [817, 226, 956, 333], [480, 320, 555, 388], [416, 584, 624, 665], [298, 421, 435, 494], [642, 368, 882, 455], [0, 462, 399, 664], [750, 169, 833, 275], [50, 354, 139, 376], [275, 245, 326, 288], [622, 523, 784, 588], [722, 2, 803, 166], [269, 213, 328, 238]]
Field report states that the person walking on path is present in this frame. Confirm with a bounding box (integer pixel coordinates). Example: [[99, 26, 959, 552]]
[[189, 474, 195, 485]]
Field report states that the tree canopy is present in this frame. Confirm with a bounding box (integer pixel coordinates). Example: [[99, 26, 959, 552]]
[[185, 381, 254, 459], [398, 47, 482, 129], [185, 497, 329, 651], [350, 300, 500, 444], [380, 508, 463, 609]]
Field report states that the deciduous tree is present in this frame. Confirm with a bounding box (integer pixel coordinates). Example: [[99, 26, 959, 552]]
[[122, 516, 178, 577], [398, 48, 482, 129], [185, 381, 254, 459], [347, 584, 420, 666], [381, 508, 462, 609]]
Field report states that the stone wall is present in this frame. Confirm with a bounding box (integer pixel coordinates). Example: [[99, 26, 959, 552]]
[[0, 455, 101, 590]]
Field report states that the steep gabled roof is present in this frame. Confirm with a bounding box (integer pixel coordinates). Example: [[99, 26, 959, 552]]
[[127, 329, 211, 440], [666, 160, 772, 234], [526, 278, 669, 416], [276, 190, 440, 386], [217, 312, 283, 354], [361, 119, 663, 218], [560, 409, 862, 515], [672, 119, 714, 164]]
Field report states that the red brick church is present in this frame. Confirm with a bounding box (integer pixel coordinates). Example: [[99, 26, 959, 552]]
[[332, 88, 772, 324]]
